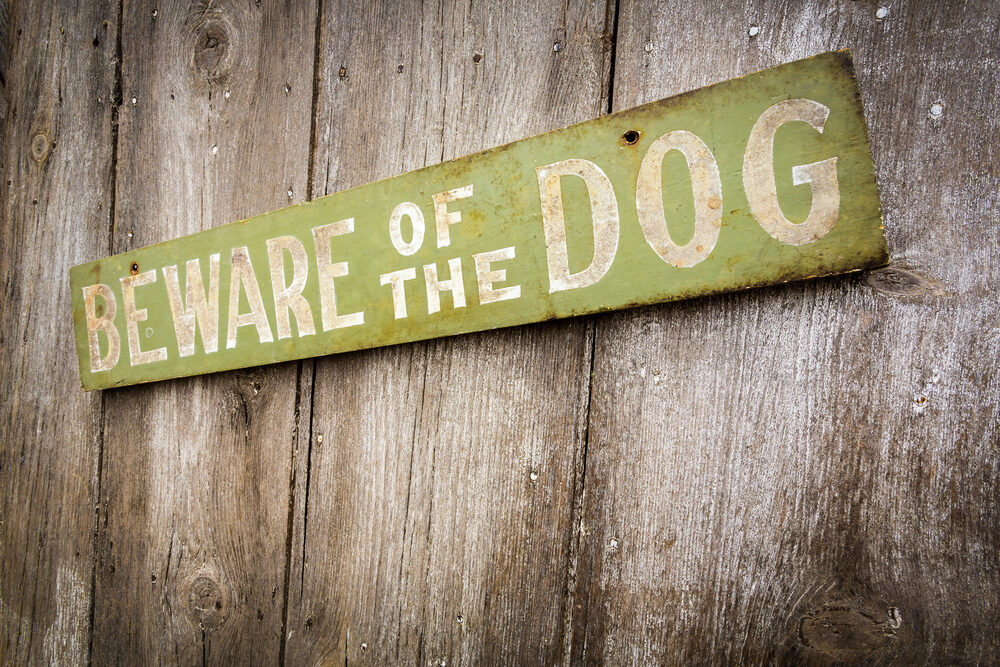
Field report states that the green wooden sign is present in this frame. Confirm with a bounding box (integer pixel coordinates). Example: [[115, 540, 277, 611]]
[[71, 51, 886, 390]]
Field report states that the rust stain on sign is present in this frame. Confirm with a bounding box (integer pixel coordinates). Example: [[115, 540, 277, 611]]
[[70, 51, 886, 389]]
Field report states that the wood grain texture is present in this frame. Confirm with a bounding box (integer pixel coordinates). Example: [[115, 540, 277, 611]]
[[0, 0, 9, 141], [90, 1, 316, 663], [282, 0, 613, 664], [0, 1, 116, 662], [570, 0, 1000, 663], [3, 1, 998, 664], [0, 0, 8, 86]]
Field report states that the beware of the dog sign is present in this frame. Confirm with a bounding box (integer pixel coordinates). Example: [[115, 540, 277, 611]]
[[71, 51, 886, 390]]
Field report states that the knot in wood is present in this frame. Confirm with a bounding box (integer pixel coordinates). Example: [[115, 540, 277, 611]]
[[31, 132, 52, 164], [798, 603, 897, 660], [864, 267, 937, 297], [190, 13, 237, 82], [235, 368, 266, 396], [184, 573, 230, 630]]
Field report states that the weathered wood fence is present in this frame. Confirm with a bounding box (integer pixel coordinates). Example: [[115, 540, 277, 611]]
[[2, 0, 998, 664]]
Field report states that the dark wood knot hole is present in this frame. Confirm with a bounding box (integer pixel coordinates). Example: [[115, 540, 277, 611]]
[[186, 574, 229, 630], [194, 21, 231, 78], [31, 133, 52, 163]]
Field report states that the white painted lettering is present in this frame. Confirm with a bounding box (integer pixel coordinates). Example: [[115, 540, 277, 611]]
[[636, 130, 722, 267], [380, 268, 417, 319], [266, 235, 316, 339], [121, 270, 168, 365], [162, 255, 220, 357], [472, 246, 520, 304], [389, 201, 425, 256], [226, 246, 274, 348], [432, 184, 473, 248], [535, 158, 619, 293], [312, 219, 364, 331], [83, 283, 120, 372], [424, 258, 466, 314], [744, 98, 840, 245]]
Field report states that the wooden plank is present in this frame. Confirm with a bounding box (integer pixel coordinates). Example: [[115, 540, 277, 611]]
[[282, 0, 612, 663], [90, 1, 316, 662], [0, 1, 117, 662], [0, 0, 8, 86], [0, 0, 9, 143], [571, 0, 1000, 662], [69, 51, 888, 391]]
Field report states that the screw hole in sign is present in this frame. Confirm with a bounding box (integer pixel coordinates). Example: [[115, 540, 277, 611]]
[[129, 262, 139, 275], [622, 129, 640, 145]]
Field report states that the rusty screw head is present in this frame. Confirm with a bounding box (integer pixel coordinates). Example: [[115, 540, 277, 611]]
[[129, 261, 139, 275]]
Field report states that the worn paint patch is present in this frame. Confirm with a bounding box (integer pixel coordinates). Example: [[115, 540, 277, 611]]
[[70, 51, 886, 389]]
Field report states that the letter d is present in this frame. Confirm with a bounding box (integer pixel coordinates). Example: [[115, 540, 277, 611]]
[[536, 158, 620, 293]]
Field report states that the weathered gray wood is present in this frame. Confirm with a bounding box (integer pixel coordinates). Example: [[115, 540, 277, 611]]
[[0, 1, 117, 662], [570, 0, 1000, 662], [4, 2, 998, 663], [0, 0, 8, 84], [0, 0, 9, 143], [282, 0, 613, 663], [90, 1, 316, 662]]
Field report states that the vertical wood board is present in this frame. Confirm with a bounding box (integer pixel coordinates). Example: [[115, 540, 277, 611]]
[[0, 2, 116, 663], [571, 0, 1000, 663], [283, 0, 610, 664], [91, 1, 316, 663]]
